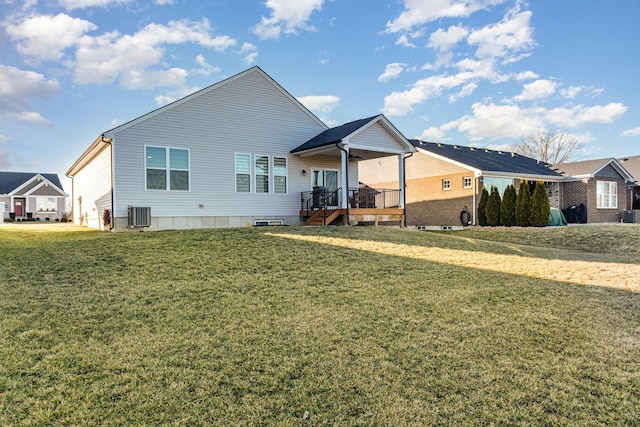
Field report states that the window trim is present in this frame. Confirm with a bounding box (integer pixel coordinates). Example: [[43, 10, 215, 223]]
[[442, 178, 451, 191], [145, 145, 190, 192], [235, 153, 252, 193], [254, 154, 270, 194], [273, 156, 288, 195], [596, 180, 618, 209], [463, 176, 472, 189]]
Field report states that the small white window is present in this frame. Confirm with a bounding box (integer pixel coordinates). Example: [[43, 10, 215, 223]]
[[463, 176, 472, 189], [442, 179, 451, 191], [255, 155, 269, 193], [273, 157, 287, 194], [596, 181, 617, 208], [235, 154, 251, 193]]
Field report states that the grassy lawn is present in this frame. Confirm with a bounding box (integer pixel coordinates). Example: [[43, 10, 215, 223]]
[[0, 223, 639, 425]]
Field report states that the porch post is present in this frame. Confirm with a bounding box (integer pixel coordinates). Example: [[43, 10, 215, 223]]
[[340, 145, 349, 209], [398, 154, 406, 209]]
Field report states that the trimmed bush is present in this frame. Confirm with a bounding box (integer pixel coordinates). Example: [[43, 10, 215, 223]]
[[530, 181, 551, 227], [516, 180, 531, 227], [477, 185, 489, 226], [485, 185, 502, 226], [500, 185, 517, 227]]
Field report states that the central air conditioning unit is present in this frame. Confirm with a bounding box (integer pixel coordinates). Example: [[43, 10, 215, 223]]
[[128, 206, 151, 227]]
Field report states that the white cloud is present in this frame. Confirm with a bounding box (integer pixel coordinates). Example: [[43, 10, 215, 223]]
[[297, 95, 340, 113], [417, 126, 446, 141], [378, 63, 406, 82], [448, 82, 478, 103], [193, 54, 221, 76], [6, 13, 97, 62], [5, 111, 52, 127], [238, 42, 258, 64], [432, 101, 629, 141], [386, 0, 509, 33], [57, 0, 130, 10], [467, 10, 534, 62], [383, 71, 477, 116], [428, 25, 469, 51], [154, 86, 199, 106], [513, 79, 557, 101], [252, 0, 324, 40], [0, 65, 59, 110], [74, 19, 236, 88], [395, 34, 416, 48], [514, 70, 539, 81], [622, 127, 640, 137]]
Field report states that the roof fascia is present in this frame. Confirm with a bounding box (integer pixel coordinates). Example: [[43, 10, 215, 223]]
[[66, 135, 111, 177], [415, 146, 481, 174], [9, 173, 43, 195], [592, 158, 635, 181], [24, 179, 68, 197]]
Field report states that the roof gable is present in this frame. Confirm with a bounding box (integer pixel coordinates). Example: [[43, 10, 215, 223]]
[[554, 158, 634, 181], [104, 66, 326, 137], [0, 172, 64, 195], [412, 141, 563, 178], [291, 114, 415, 155]]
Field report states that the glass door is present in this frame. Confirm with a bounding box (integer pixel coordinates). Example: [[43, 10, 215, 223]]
[[312, 169, 339, 206]]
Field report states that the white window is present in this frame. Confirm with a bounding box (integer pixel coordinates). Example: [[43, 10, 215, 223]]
[[255, 155, 269, 193], [145, 146, 189, 191], [442, 179, 451, 191], [235, 153, 251, 193], [273, 157, 287, 194], [37, 197, 57, 211], [597, 181, 617, 208], [463, 176, 472, 189]]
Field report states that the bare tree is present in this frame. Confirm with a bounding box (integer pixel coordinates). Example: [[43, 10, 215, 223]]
[[514, 129, 583, 164]]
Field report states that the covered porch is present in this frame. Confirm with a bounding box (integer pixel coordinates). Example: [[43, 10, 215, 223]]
[[291, 115, 415, 226]]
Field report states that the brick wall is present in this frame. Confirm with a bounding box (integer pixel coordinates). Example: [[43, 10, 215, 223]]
[[406, 172, 476, 226]]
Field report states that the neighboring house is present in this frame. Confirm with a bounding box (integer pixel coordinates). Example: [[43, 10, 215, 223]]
[[66, 66, 415, 231], [360, 141, 563, 227], [553, 158, 635, 223], [0, 172, 68, 221], [617, 155, 640, 209]]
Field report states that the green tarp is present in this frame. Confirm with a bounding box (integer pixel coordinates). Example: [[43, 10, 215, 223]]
[[549, 207, 568, 226]]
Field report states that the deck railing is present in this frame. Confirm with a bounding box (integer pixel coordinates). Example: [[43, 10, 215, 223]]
[[300, 187, 401, 211]]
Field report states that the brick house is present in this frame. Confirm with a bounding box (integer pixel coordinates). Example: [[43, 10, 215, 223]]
[[617, 155, 640, 209], [359, 141, 564, 227], [553, 158, 635, 223]]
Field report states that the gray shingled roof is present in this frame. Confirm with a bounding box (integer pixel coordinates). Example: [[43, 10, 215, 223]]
[[0, 172, 63, 194], [291, 116, 378, 153], [412, 140, 563, 177], [618, 155, 640, 183], [551, 159, 614, 177]]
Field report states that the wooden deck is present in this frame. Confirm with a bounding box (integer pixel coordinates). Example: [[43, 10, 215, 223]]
[[300, 208, 405, 226]]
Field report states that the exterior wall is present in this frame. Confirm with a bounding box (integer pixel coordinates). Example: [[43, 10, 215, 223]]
[[72, 144, 112, 229], [359, 152, 475, 226], [105, 69, 340, 231], [406, 173, 476, 226], [350, 122, 403, 152], [561, 170, 627, 223]]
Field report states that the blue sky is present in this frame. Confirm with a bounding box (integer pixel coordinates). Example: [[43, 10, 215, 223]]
[[1, 0, 639, 191]]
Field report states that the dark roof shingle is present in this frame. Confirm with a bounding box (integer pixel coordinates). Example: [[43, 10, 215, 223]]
[[412, 140, 563, 177], [0, 172, 63, 194], [291, 116, 378, 153]]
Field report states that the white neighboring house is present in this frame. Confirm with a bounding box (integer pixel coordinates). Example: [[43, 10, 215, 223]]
[[66, 66, 415, 231], [0, 172, 68, 221]]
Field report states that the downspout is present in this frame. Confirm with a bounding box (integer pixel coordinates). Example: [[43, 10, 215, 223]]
[[472, 175, 478, 225], [336, 142, 350, 225], [402, 152, 414, 228], [101, 134, 115, 231]]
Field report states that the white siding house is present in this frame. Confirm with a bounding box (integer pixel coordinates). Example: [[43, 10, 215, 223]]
[[66, 67, 415, 231]]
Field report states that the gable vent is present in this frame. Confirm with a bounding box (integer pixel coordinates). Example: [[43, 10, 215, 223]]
[[128, 206, 151, 227]]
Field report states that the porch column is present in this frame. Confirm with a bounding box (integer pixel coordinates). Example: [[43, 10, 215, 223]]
[[340, 145, 349, 208], [398, 154, 406, 209]]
